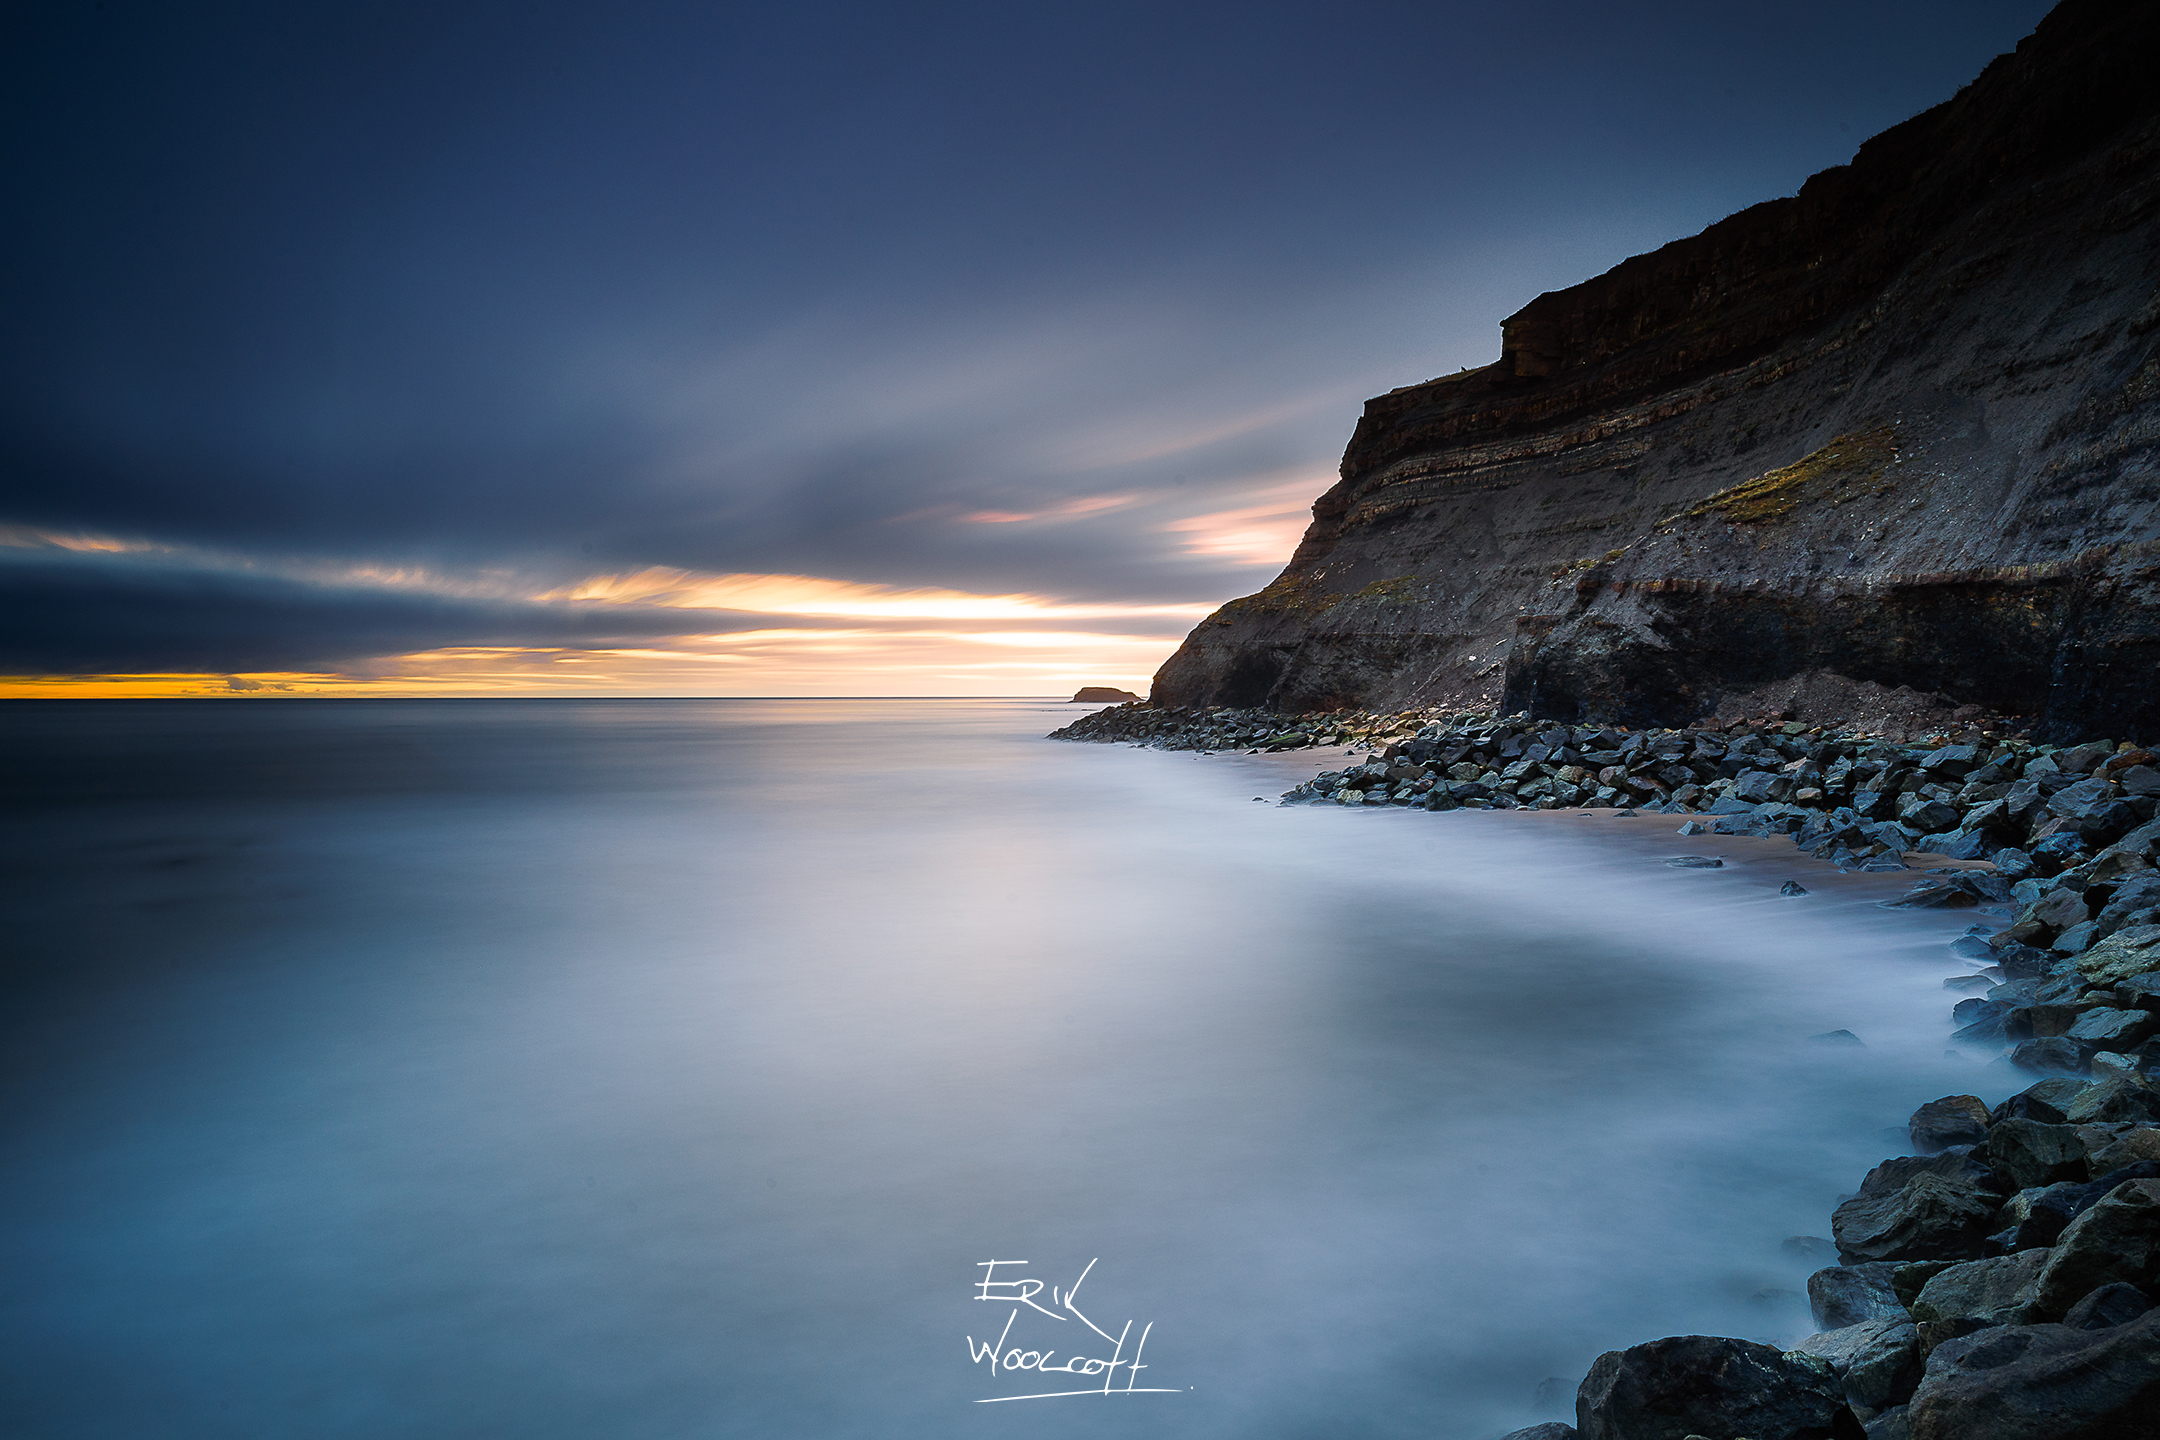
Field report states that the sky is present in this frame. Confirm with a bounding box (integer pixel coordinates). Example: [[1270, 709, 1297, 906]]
[[0, 0, 2057, 697]]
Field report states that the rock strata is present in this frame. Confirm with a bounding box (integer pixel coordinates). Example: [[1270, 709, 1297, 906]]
[[1147, 0, 2160, 743]]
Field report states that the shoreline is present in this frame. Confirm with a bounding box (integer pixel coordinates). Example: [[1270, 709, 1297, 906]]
[[1051, 703, 2160, 1439]]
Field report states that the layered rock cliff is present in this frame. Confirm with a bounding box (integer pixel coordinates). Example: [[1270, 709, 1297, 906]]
[[1152, 0, 2160, 742]]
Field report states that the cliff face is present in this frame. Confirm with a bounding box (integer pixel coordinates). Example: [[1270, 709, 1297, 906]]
[[1152, 0, 2160, 742]]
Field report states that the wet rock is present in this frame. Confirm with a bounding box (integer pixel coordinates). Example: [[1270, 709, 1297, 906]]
[[1575, 1335, 1862, 1440], [1985, 1118, 2091, 1189], [2009, 1037, 2088, 1075], [2076, 923, 2160, 986], [1908, 1249, 2052, 1325], [1499, 1426, 1578, 1440], [1835, 1174, 1997, 1263], [1791, 1318, 1923, 1417], [2063, 1076, 2160, 1126], [1665, 855, 1723, 868], [1883, 881, 1977, 910], [2092, 1050, 2143, 1080], [1813, 1028, 1866, 1046], [2031, 1179, 2160, 1320], [1810, 1263, 1908, 1329], [1905, 1310, 2160, 1440], [2069, 1007, 2159, 1049], [1782, 879, 1810, 896], [2062, 1281, 2154, 1330], [1990, 1077, 2091, 1125], [1908, 1097, 1990, 1154]]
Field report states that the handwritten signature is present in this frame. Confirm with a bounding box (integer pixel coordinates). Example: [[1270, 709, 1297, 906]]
[[966, 1259, 1181, 1403]]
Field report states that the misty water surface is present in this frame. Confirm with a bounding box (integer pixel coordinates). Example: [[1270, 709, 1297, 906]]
[[1, 699, 2017, 1439]]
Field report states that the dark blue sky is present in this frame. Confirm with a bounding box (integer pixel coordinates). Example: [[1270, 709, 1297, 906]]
[[0, 1, 2058, 693]]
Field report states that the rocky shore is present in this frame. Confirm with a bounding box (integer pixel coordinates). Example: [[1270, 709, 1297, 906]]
[[1051, 702, 2160, 1438]]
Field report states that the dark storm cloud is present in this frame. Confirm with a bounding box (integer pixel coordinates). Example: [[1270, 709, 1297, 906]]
[[0, 0, 2058, 674]]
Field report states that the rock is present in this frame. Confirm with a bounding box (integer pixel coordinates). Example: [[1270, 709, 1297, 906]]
[[1997, 1181, 2087, 1251], [2092, 1050, 2143, 1080], [2021, 887, 2093, 935], [2057, 741, 2117, 775], [2063, 1077, 2160, 1126], [1785, 1235, 1840, 1265], [1990, 1078, 2091, 1125], [1861, 1151, 2002, 1199], [1884, 882, 1978, 910], [2062, 1282, 2154, 1330], [2118, 765, 2160, 798], [1499, 1427, 1578, 1440], [1068, 687, 1141, 703], [1905, 1310, 2160, 1440], [2070, 1007, 2160, 1049], [1783, 880, 1810, 896], [1676, 819, 1708, 836], [2078, 924, 2160, 986], [2004, 1002, 2083, 1040], [1909, 1097, 1990, 1154], [1810, 1263, 1908, 1329], [1909, 1249, 2052, 1325], [2031, 1179, 2160, 1320], [1863, 1406, 1908, 1440], [2052, 919, 2103, 953], [1666, 855, 1724, 868], [1812, 1028, 1866, 1046], [1986, 1118, 2092, 1189], [2087, 1128, 2160, 1172], [1575, 1335, 1863, 1440], [1834, 1174, 1998, 1263], [1792, 1318, 1923, 1416], [2010, 1037, 2088, 1075]]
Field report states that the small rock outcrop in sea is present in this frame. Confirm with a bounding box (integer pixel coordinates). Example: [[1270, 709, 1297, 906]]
[[1069, 686, 1141, 703]]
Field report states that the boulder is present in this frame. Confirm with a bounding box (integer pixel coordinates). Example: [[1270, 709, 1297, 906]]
[[1575, 1335, 1863, 1440], [1990, 1078, 2090, 1125], [2031, 1179, 2160, 1319], [1905, 1309, 2160, 1440], [1791, 1318, 1923, 1417], [1909, 1249, 2052, 1325], [2022, 888, 2093, 935], [1834, 1174, 1997, 1263], [1857, 1150, 2002, 1198], [1908, 1096, 1990, 1154], [1499, 1427, 1578, 1440], [2062, 1282, 2153, 1330], [2063, 1076, 2160, 1125], [2087, 1128, 2160, 1172], [1810, 1263, 1908, 1329], [2078, 924, 2160, 986], [1985, 1118, 2091, 1189], [2009, 1037, 2088, 1075], [2064, 1010, 2151, 1053]]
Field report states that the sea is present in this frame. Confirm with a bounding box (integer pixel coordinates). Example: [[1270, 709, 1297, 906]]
[[0, 697, 2015, 1439]]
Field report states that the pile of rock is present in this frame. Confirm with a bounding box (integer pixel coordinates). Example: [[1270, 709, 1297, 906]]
[[1505, 1072, 2160, 1439], [1058, 704, 2160, 1437], [1048, 702, 1440, 752]]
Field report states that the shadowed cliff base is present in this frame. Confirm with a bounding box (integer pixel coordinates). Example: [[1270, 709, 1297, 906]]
[[1151, 0, 2160, 744]]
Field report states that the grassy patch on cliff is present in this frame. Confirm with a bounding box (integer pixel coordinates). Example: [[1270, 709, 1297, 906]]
[[1668, 424, 1899, 525]]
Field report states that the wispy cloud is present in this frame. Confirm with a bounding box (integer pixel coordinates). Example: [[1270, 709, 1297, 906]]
[[1158, 473, 1329, 567]]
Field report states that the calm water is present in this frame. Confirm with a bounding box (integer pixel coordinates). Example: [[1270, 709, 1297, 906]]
[[1, 699, 2011, 1439]]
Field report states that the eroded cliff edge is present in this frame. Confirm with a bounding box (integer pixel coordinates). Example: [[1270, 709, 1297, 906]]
[[1152, 0, 2160, 742]]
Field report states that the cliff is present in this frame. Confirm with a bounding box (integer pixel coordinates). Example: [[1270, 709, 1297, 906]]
[[1152, 0, 2160, 742]]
